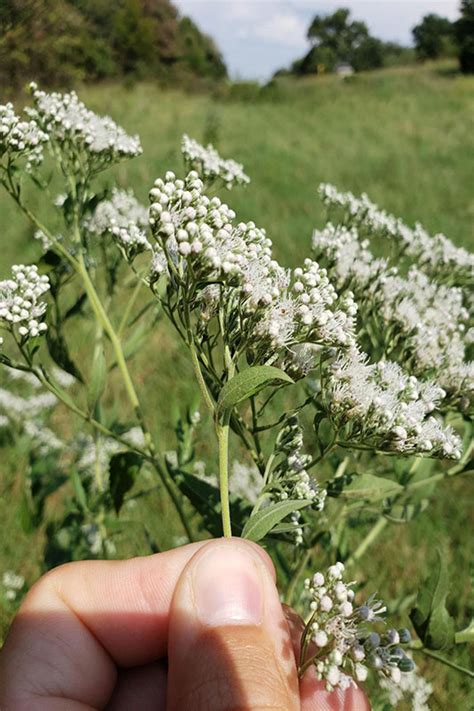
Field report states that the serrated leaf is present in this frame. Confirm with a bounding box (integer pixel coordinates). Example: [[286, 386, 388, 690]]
[[109, 452, 142, 514], [216, 366, 293, 421], [340, 473, 403, 502], [87, 345, 107, 410], [410, 549, 455, 650], [242, 499, 312, 542]]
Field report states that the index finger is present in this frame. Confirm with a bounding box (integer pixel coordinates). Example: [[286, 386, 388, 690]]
[[0, 540, 274, 710], [0, 542, 208, 709]]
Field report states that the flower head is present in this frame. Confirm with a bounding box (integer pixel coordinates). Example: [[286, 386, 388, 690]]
[[27, 84, 142, 175], [0, 265, 50, 344], [0, 103, 48, 170], [181, 134, 250, 189], [301, 563, 414, 691]]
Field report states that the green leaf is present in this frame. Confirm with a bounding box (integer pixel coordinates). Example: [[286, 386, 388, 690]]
[[340, 473, 403, 502], [109, 452, 143, 514], [64, 292, 87, 320], [17, 492, 36, 534], [242, 499, 312, 542], [46, 328, 83, 382], [87, 345, 107, 410], [384, 500, 429, 523], [455, 619, 474, 644], [122, 322, 148, 361], [318, 417, 334, 449], [71, 469, 88, 512], [410, 549, 455, 650], [173, 469, 252, 537], [216, 366, 293, 421]]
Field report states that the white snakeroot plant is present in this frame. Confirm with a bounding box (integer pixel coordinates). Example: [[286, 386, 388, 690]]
[[181, 133, 250, 189], [299, 562, 415, 691], [0, 86, 473, 702], [318, 183, 474, 285]]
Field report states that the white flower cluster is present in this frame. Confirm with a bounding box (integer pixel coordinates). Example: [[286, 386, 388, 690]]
[[194, 459, 263, 504], [0, 367, 72, 454], [75, 427, 145, 479], [0, 265, 50, 345], [269, 416, 326, 543], [230, 460, 262, 503], [318, 183, 474, 284], [87, 188, 151, 258], [374, 267, 473, 406], [253, 259, 356, 351], [181, 134, 250, 189], [148, 171, 355, 360], [34, 229, 54, 252], [2, 570, 25, 602], [312, 218, 473, 410], [380, 657, 433, 711], [80, 523, 116, 557], [27, 84, 142, 174], [0, 388, 57, 419], [303, 562, 414, 691], [326, 347, 461, 459], [0, 102, 48, 170], [87, 189, 149, 234], [312, 222, 388, 289], [24, 420, 64, 456]]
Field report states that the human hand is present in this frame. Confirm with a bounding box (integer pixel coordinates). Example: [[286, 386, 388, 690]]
[[0, 539, 370, 710]]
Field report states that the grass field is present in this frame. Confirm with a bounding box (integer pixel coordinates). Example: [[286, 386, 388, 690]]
[[1, 63, 473, 708]]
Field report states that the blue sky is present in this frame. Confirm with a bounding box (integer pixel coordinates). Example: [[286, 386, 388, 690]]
[[175, 1, 460, 79]]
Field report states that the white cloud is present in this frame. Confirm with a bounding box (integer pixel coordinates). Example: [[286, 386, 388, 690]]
[[175, 1, 462, 79], [250, 11, 307, 47]]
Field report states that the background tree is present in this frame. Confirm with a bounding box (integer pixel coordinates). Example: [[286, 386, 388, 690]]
[[456, 0, 474, 73], [307, 7, 369, 68], [352, 37, 385, 72], [0, 0, 227, 91], [412, 13, 454, 60]]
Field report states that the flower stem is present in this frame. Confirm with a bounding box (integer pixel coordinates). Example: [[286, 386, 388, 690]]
[[189, 337, 215, 414], [118, 276, 144, 338], [346, 515, 388, 566], [411, 644, 474, 679], [217, 411, 232, 538]]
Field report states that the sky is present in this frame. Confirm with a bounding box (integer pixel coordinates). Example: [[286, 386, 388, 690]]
[[175, 1, 460, 79]]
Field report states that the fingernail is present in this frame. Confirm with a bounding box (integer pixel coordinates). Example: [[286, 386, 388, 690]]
[[192, 544, 264, 626]]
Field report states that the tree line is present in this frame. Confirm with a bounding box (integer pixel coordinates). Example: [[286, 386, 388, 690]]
[[0, 0, 227, 91], [277, 1, 474, 78]]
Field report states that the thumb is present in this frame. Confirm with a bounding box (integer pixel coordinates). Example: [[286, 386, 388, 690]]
[[166, 538, 300, 711]]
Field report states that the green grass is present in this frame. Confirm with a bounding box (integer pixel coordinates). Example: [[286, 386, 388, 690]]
[[1, 63, 473, 708]]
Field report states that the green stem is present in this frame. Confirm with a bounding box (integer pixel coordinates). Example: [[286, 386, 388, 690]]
[[217, 411, 232, 538], [76, 261, 197, 542], [93, 431, 104, 492], [4, 180, 78, 268], [189, 337, 215, 414], [118, 276, 144, 338], [346, 516, 388, 566], [411, 645, 474, 679]]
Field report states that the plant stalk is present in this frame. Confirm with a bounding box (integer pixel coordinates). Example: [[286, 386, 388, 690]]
[[217, 410, 232, 538]]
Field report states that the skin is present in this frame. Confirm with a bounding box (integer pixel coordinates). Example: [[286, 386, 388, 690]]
[[0, 539, 370, 711]]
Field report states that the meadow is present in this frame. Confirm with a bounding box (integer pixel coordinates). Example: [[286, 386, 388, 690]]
[[1, 62, 473, 708]]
